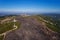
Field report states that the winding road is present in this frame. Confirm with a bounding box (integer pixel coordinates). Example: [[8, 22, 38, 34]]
[[0, 18, 18, 40]]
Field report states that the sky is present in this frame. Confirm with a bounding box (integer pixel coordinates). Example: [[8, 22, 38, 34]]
[[0, 0, 60, 13]]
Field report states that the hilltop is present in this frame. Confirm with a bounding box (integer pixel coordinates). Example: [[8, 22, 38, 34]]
[[4, 15, 60, 40]]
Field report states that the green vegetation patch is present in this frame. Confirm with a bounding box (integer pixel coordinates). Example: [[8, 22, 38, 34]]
[[0, 35, 4, 40], [46, 22, 60, 32], [15, 21, 21, 29], [0, 22, 14, 34], [37, 15, 60, 33]]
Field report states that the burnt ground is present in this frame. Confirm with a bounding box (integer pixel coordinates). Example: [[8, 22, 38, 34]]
[[4, 16, 60, 40]]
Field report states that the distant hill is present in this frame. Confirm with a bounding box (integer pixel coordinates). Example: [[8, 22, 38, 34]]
[[41, 13, 60, 19]]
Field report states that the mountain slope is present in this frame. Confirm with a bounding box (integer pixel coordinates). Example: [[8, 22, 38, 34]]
[[4, 16, 60, 40]]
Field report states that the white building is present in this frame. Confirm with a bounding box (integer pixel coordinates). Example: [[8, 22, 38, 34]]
[[13, 19, 17, 22]]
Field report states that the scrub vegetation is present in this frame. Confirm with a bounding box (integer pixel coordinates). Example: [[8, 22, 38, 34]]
[[37, 15, 60, 33]]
